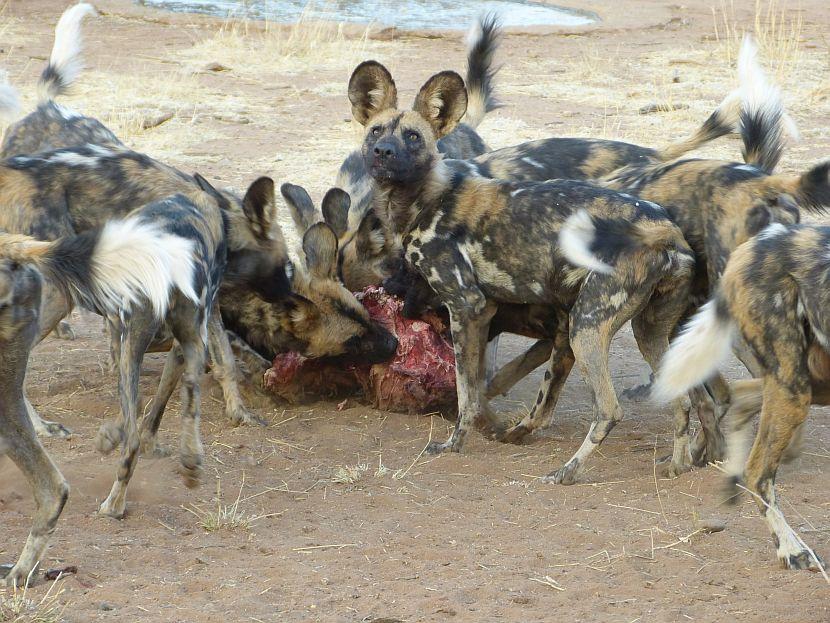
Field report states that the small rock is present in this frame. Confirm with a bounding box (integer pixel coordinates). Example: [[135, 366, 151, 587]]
[[204, 61, 230, 72], [99, 602, 117, 612], [696, 517, 727, 533]]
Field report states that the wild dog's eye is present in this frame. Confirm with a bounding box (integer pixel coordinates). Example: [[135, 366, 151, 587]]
[[371, 126, 381, 137], [407, 131, 420, 142]]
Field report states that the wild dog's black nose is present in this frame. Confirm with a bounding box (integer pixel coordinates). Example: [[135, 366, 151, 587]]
[[373, 139, 397, 160]]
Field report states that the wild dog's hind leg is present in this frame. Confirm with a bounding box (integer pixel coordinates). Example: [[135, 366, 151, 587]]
[[98, 311, 160, 519], [545, 278, 653, 485], [170, 305, 209, 488], [138, 345, 185, 457], [497, 322, 574, 444], [631, 280, 694, 477], [486, 338, 554, 398], [746, 378, 821, 570], [207, 306, 264, 427], [0, 403, 69, 587]]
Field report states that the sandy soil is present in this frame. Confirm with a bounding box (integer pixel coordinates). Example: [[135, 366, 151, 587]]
[[0, 0, 828, 621]]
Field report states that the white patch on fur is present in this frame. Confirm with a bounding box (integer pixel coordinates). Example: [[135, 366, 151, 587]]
[[84, 143, 113, 157], [510, 188, 523, 197], [609, 290, 628, 308], [49, 151, 99, 167], [53, 103, 82, 120], [529, 282, 544, 296], [652, 299, 736, 403], [733, 163, 760, 173], [522, 157, 545, 170], [451, 266, 465, 287], [757, 222, 788, 240], [0, 71, 20, 123], [559, 210, 614, 275], [773, 292, 783, 308], [91, 218, 198, 319], [39, 3, 97, 102]]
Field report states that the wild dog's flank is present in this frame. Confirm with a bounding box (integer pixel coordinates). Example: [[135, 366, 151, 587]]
[[0, 218, 191, 587], [654, 224, 830, 572]]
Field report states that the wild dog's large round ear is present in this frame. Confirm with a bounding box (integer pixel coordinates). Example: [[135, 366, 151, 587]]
[[321, 188, 351, 239], [355, 208, 386, 257], [303, 222, 339, 280], [348, 61, 398, 125], [280, 182, 318, 234], [413, 70, 468, 139], [243, 177, 277, 240]]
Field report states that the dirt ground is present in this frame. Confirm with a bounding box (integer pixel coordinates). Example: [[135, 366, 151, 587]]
[[1, 0, 829, 621]]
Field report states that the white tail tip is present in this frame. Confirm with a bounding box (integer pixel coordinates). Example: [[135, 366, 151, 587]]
[[48, 3, 98, 88], [560, 210, 614, 275], [652, 299, 735, 403]]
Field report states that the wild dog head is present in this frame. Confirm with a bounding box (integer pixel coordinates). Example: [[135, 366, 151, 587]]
[[288, 222, 397, 363], [281, 182, 391, 292], [194, 174, 291, 303], [348, 61, 468, 232]]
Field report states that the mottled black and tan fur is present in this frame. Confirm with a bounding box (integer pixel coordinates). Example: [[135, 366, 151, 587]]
[[350, 61, 696, 484], [0, 217, 193, 584], [654, 223, 830, 572], [334, 13, 501, 291]]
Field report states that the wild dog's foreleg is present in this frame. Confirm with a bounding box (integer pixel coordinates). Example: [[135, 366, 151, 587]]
[[545, 279, 652, 485], [688, 373, 731, 464], [485, 339, 554, 398], [206, 307, 263, 426], [98, 311, 160, 519], [0, 401, 69, 588], [420, 249, 497, 455], [138, 345, 185, 457], [497, 324, 574, 444], [746, 377, 821, 570]]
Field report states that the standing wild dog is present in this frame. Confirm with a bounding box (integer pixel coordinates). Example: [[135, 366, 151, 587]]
[[652, 223, 830, 572], [349, 61, 696, 483], [334, 13, 501, 292], [0, 217, 193, 586], [0, 148, 291, 516]]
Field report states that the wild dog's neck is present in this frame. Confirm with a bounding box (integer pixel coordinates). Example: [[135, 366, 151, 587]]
[[372, 159, 453, 238]]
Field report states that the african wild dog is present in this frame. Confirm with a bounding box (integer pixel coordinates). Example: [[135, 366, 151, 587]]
[[0, 3, 120, 158], [653, 222, 830, 571], [137, 214, 400, 456], [0, 146, 292, 515], [0, 217, 194, 585], [479, 38, 817, 470], [349, 61, 697, 483], [333, 13, 501, 292]]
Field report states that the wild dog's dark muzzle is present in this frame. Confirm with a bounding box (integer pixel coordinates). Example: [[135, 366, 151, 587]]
[[373, 139, 399, 163], [350, 323, 399, 364]]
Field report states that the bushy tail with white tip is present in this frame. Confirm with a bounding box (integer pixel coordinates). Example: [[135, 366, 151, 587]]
[[37, 3, 97, 103], [652, 297, 736, 403]]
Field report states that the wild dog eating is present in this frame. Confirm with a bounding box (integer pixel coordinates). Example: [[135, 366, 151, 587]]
[[653, 221, 830, 571], [0, 217, 193, 585], [349, 61, 696, 483]]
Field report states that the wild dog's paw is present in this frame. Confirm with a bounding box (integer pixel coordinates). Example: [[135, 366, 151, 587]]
[[543, 461, 580, 486], [495, 422, 532, 445], [95, 421, 124, 455], [98, 497, 127, 520], [781, 549, 824, 572], [53, 320, 76, 341], [179, 453, 203, 489], [425, 440, 458, 456], [620, 378, 654, 402], [139, 432, 172, 458], [37, 419, 73, 439], [228, 406, 266, 427], [660, 460, 692, 479], [0, 563, 36, 588]]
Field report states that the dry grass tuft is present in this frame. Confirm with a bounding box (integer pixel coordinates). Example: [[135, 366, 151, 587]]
[[0, 580, 66, 623], [185, 476, 275, 532], [331, 463, 369, 485]]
